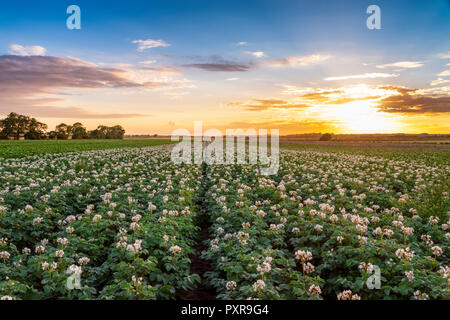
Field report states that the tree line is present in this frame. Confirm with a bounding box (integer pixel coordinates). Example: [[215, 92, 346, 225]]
[[0, 112, 125, 140]]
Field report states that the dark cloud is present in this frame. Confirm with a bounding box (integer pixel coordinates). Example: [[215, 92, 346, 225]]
[[375, 86, 450, 114], [0, 55, 145, 91], [0, 55, 158, 118], [182, 55, 251, 72], [379, 93, 450, 114], [183, 62, 250, 72]]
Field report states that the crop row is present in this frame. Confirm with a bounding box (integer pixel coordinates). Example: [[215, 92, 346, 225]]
[[0, 146, 201, 299], [202, 150, 449, 299]]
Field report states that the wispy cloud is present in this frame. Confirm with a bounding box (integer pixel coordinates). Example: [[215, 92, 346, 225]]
[[228, 99, 310, 111], [183, 56, 250, 72], [0, 55, 182, 118], [438, 70, 450, 76], [438, 52, 450, 59], [139, 60, 156, 65], [138, 66, 181, 75], [184, 62, 249, 72], [226, 77, 240, 81], [262, 54, 331, 67], [181, 53, 329, 72], [325, 73, 399, 81], [0, 104, 146, 119], [376, 61, 423, 69], [244, 51, 266, 58], [230, 84, 450, 115], [430, 78, 450, 86], [234, 41, 248, 46], [132, 39, 170, 52], [9, 44, 47, 56]]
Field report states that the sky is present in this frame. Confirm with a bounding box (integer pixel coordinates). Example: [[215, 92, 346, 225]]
[[0, 0, 449, 134]]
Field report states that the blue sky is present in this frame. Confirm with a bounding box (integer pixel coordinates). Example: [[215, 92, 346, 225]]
[[0, 0, 449, 133]]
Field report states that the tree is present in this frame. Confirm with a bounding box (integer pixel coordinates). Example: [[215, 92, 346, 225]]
[[55, 123, 72, 140], [0, 113, 126, 140], [71, 122, 87, 139], [107, 125, 125, 139], [0, 112, 47, 140], [319, 133, 333, 141], [88, 125, 125, 139], [25, 118, 48, 140]]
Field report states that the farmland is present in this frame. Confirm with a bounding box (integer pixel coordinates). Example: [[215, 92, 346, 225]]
[[0, 139, 174, 159], [0, 142, 448, 300]]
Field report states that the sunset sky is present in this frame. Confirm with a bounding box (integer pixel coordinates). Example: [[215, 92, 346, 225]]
[[0, 0, 449, 134]]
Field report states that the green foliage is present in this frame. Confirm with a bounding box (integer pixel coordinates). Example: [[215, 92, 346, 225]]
[[0, 139, 175, 159]]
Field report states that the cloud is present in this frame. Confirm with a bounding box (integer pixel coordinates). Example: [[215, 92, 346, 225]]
[[377, 86, 450, 114], [438, 52, 450, 59], [228, 99, 311, 111], [235, 41, 248, 46], [224, 119, 337, 133], [181, 53, 329, 72], [132, 39, 170, 52], [9, 44, 47, 56], [0, 55, 149, 92], [430, 78, 450, 86], [325, 73, 399, 81], [138, 66, 182, 75], [0, 55, 182, 119], [0, 55, 149, 94], [376, 61, 424, 69], [139, 60, 156, 65], [262, 54, 331, 67], [244, 51, 266, 58], [226, 77, 240, 81], [0, 104, 146, 119], [438, 70, 450, 76], [183, 56, 250, 72]]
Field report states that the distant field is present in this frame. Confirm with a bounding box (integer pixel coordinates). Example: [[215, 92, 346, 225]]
[[0, 139, 175, 159], [280, 142, 450, 166], [280, 139, 450, 153]]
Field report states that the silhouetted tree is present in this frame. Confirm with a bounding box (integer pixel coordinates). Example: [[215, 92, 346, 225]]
[[88, 125, 125, 139], [319, 133, 333, 141], [0, 112, 47, 140], [55, 123, 72, 140], [0, 113, 126, 140], [71, 122, 87, 139]]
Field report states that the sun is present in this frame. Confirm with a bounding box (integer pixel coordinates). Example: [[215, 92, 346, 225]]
[[320, 99, 404, 134]]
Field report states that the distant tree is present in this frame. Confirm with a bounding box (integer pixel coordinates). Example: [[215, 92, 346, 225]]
[[0, 113, 126, 140], [93, 125, 108, 139], [0, 112, 47, 140], [55, 123, 73, 140], [48, 131, 58, 140], [319, 133, 333, 141], [88, 125, 125, 139], [107, 125, 125, 139], [71, 122, 87, 139], [25, 118, 48, 140]]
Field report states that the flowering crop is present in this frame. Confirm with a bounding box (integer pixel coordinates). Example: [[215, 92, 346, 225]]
[[0, 146, 200, 299], [0, 145, 448, 300], [201, 150, 449, 300]]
